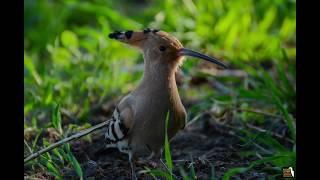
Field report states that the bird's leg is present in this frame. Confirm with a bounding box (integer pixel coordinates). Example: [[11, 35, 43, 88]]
[[146, 151, 155, 160], [136, 151, 160, 168], [105, 143, 117, 149], [159, 148, 163, 160], [128, 151, 137, 180], [145, 152, 159, 168], [116, 140, 136, 179]]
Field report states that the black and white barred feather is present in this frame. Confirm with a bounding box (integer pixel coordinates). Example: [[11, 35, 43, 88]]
[[105, 106, 129, 145]]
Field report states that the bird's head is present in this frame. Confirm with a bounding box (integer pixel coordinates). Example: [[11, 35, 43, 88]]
[[109, 28, 227, 69]]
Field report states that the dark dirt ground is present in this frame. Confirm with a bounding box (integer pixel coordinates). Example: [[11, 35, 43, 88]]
[[24, 90, 290, 180], [57, 113, 270, 180], [25, 78, 289, 179]]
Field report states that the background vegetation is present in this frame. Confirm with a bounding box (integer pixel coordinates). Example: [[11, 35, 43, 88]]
[[24, 0, 296, 179]]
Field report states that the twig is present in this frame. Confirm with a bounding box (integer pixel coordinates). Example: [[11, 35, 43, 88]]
[[185, 111, 208, 128], [24, 120, 110, 164], [24, 139, 33, 154], [235, 108, 282, 119], [216, 69, 248, 78], [159, 159, 178, 179], [245, 123, 294, 144], [60, 108, 78, 122]]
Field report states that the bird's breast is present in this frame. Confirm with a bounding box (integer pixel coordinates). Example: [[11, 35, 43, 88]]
[[128, 91, 186, 156]]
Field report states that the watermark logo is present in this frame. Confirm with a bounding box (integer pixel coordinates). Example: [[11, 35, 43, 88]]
[[283, 167, 294, 178]]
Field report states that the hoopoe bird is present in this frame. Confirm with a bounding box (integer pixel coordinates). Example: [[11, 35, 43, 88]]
[[106, 28, 227, 179]]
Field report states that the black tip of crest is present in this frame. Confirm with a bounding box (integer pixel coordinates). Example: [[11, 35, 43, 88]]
[[143, 28, 151, 34], [143, 28, 160, 34], [125, 30, 133, 39], [108, 31, 124, 39]]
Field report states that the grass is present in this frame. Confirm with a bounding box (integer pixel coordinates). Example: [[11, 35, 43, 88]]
[[24, 0, 296, 179]]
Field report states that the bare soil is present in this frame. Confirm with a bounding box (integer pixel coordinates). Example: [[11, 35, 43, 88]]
[[60, 116, 270, 179]]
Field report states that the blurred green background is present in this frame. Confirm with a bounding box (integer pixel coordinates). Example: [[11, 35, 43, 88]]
[[24, 0, 296, 179]]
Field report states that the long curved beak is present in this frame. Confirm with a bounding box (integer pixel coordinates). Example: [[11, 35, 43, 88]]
[[179, 48, 228, 69]]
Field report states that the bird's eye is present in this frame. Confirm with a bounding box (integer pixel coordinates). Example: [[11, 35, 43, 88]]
[[159, 46, 166, 52]]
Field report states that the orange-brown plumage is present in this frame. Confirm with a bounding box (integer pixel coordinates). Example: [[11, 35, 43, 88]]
[[107, 28, 227, 179]]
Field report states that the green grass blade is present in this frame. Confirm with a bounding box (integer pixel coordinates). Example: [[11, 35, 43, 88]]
[[147, 169, 172, 179], [52, 103, 63, 134], [223, 154, 294, 179], [45, 161, 62, 180], [210, 164, 216, 180], [164, 111, 174, 180], [189, 161, 196, 180], [223, 167, 248, 180], [272, 94, 296, 141], [65, 144, 84, 180], [179, 166, 190, 180]]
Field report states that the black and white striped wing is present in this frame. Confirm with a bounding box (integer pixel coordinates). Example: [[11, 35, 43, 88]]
[[105, 107, 129, 144]]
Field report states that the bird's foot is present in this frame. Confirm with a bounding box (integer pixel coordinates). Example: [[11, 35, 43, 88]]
[[148, 161, 158, 168], [136, 158, 158, 168], [130, 161, 137, 180]]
